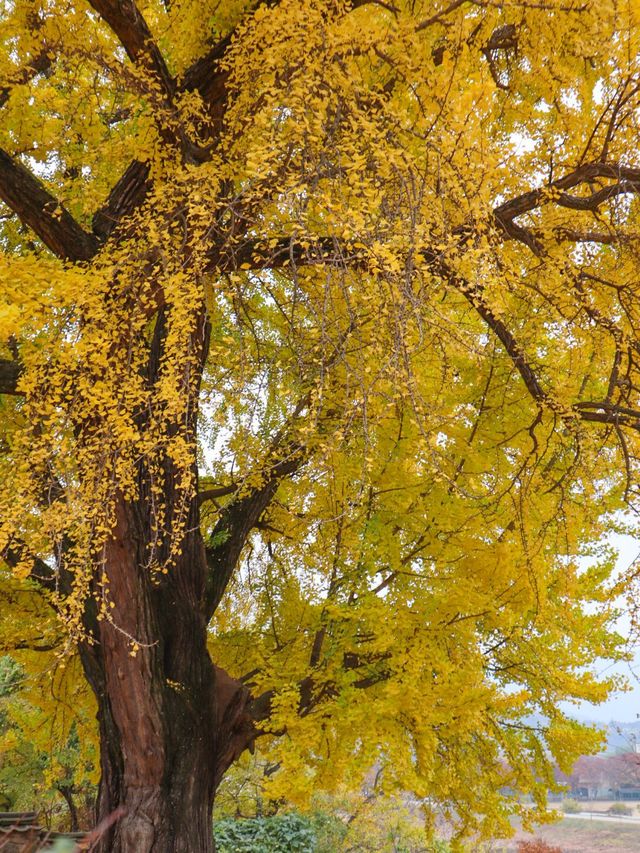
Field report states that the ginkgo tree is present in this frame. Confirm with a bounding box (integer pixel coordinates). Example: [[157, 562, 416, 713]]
[[1, 0, 640, 850]]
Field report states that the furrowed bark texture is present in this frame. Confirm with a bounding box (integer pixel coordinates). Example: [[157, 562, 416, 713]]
[[77, 496, 255, 853]]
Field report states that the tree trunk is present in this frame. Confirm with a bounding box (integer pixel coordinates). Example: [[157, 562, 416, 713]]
[[57, 785, 79, 832], [78, 496, 255, 853]]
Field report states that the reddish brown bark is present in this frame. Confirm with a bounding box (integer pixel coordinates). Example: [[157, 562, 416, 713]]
[[77, 496, 256, 853]]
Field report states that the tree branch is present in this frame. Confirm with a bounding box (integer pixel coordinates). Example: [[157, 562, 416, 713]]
[[1, 542, 56, 592], [456, 281, 546, 403], [92, 159, 151, 241], [213, 235, 347, 273], [197, 483, 239, 505], [0, 51, 53, 111], [0, 359, 22, 395], [550, 228, 638, 245], [493, 162, 640, 238], [87, 0, 174, 99], [212, 163, 640, 275], [204, 446, 304, 620], [226, 232, 640, 441], [1, 636, 61, 653], [0, 149, 98, 261], [249, 651, 392, 725], [89, 0, 376, 245]]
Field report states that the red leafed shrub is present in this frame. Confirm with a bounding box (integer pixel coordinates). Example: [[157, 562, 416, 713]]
[[517, 841, 563, 853]]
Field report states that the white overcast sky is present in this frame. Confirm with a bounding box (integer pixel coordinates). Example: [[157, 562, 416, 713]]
[[569, 533, 640, 724]]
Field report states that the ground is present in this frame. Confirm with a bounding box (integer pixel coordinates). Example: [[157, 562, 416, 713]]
[[492, 816, 640, 853]]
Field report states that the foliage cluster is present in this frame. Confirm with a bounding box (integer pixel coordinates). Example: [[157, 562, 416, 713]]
[[213, 754, 446, 852], [0, 656, 96, 828], [213, 810, 451, 853], [214, 813, 316, 853]]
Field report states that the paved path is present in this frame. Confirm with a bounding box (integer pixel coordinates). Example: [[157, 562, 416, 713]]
[[562, 810, 640, 825]]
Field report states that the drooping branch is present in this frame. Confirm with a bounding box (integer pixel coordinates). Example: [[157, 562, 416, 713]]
[[202, 329, 365, 620], [212, 162, 640, 275], [227, 228, 640, 440], [0, 149, 98, 261]]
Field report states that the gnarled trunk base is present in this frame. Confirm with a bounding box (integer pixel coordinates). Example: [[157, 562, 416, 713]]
[[83, 649, 255, 853], [77, 498, 256, 853]]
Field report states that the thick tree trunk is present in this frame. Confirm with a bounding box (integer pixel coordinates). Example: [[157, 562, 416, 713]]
[[78, 497, 255, 853]]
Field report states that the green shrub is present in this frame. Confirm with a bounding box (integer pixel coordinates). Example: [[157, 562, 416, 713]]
[[608, 801, 633, 816], [214, 813, 316, 852], [561, 798, 581, 813]]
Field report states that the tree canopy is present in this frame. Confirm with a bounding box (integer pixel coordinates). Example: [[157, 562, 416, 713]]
[[1, 0, 640, 849]]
